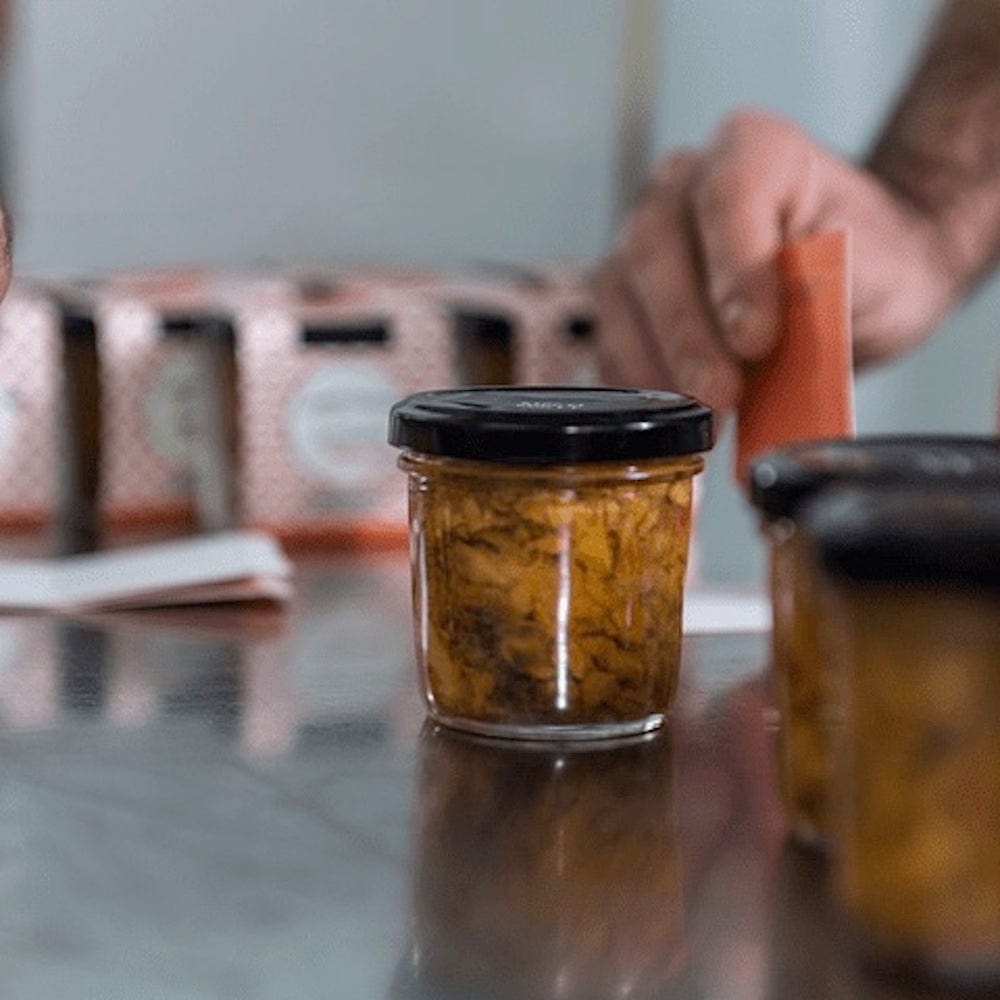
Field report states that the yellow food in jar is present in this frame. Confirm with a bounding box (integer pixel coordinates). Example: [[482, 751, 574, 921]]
[[402, 454, 700, 732], [833, 586, 1000, 975]]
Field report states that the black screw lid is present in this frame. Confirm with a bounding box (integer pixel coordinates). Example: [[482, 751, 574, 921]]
[[388, 387, 714, 464], [748, 435, 1000, 520], [804, 486, 1000, 590]]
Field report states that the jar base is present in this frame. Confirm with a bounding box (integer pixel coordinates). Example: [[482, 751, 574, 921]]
[[859, 939, 1000, 993], [788, 821, 830, 856], [428, 712, 665, 743]]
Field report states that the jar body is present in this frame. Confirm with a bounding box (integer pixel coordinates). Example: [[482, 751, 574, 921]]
[[402, 452, 701, 739], [767, 520, 834, 848], [830, 584, 1000, 984]]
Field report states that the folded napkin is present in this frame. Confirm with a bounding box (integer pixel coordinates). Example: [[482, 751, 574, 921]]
[[0, 532, 293, 613]]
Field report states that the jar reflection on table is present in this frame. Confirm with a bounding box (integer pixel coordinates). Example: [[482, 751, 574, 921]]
[[766, 844, 855, 1000], [404, 726, 685, 1000]]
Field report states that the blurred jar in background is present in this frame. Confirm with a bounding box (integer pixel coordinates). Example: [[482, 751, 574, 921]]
[[401, 727, 685, 1000], [808, 488, 1000, 988], [748, 437, 1000, 851]]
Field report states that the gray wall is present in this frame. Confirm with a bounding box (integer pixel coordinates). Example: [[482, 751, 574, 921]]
[[7, 0, 619, 271], [7, 0, 997, 583]]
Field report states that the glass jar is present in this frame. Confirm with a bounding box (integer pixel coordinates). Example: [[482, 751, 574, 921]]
[[807, 487, 1000, 986], [389, 387, 713, 740], [398, 725, 684, 999], [748, 436, 1000, 849]]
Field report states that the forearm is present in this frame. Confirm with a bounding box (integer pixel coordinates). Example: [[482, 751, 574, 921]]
[[867, 0, 1000, 288]]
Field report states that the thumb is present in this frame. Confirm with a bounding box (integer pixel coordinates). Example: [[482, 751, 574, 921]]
[[690, 110, 819, 362]]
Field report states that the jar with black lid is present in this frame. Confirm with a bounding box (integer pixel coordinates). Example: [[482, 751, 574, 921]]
[[748, 436, 1000, 848], [805, 487, 1000, 987], [389, 386, 714, 740]]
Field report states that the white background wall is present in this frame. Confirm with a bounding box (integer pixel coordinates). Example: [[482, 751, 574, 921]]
[[6, 0, 620, 271], [6, 0, 998, 583]]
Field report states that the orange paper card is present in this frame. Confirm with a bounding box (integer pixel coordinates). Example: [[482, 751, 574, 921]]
[[735, 231, 854, 486]]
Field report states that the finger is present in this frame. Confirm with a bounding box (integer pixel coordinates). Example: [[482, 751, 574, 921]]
[[594, 257, 671, 389], [0, 208, 11, 302], [620, 152, 744, 410], [691, 109, 818, 362]]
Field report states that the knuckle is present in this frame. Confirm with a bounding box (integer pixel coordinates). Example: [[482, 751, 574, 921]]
[[715, 107, 803, 161], [717, 106, 784, 142], [691, 161, 749, 223], [717, 107, 772, 140]]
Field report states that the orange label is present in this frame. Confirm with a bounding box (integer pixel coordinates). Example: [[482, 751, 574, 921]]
[[735, 231, 854, 486]]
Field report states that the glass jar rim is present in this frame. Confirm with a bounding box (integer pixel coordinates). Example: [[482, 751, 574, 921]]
[[748, 434, 1000, 520], [399, 450, 703, 484]]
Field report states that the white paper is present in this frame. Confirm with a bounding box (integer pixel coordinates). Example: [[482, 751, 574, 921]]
[[0, 532, 293, 612], [683, 589, 771, 635]]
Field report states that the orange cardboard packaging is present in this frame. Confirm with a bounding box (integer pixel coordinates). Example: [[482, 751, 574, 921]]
[[736, 232, 855, 485]]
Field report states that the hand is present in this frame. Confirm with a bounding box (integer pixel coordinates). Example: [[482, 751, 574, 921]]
[[595, 109, 966, 411], [0, 208, 10, 302]]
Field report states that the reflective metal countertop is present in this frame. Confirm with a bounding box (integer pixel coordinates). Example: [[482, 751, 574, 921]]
[[0, 554, 971, 998]]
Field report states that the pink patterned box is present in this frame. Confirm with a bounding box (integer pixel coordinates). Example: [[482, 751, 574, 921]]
[[502, 260, 600, 387], [422, 277, 544, 386], [237, 280, 451, 548], [90, 268, 283, 531], [417, 262, 600, 388], [91, 270, 221, 528], [0, 282, 62, 527]]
